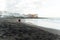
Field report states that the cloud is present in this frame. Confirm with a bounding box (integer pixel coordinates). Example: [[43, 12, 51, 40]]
[[0, 0, 6, 11], [7, 0, 60, 17]]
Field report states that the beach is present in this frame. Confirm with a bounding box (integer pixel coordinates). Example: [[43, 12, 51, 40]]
[[0, 21, 59, 40]]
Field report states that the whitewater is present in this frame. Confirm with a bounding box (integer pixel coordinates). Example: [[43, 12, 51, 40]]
[[22, 19, 60, 30]]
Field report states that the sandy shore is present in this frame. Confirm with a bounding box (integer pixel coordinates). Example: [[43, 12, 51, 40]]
[[0, 21, 59, 40]]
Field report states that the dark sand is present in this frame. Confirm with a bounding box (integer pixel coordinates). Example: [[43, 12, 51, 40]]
[[0, 21, 59, 40]]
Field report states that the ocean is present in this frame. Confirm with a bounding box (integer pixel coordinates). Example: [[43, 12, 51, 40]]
[[22, 19, 60, 30]]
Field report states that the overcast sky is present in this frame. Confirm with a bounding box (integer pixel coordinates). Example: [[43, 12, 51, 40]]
[[0, 0, 60, 17], [0, 0, 6, 11]]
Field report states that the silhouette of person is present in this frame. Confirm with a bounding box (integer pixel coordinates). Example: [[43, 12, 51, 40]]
[[18, 19, 21, 22]]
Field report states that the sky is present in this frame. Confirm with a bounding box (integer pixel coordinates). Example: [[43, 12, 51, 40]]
[[0, 0, 6, 11], [0, 0, 60, 17]]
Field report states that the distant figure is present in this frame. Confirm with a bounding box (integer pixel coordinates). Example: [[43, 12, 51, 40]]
[[18, 19, 21, 22]]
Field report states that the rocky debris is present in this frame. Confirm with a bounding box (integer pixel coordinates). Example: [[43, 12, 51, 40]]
[[0, 21, 59, 40]]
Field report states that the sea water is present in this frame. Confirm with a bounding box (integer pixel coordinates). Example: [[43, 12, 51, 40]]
[[23, 18, 60, 30], [40, 19, 60, 23]]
